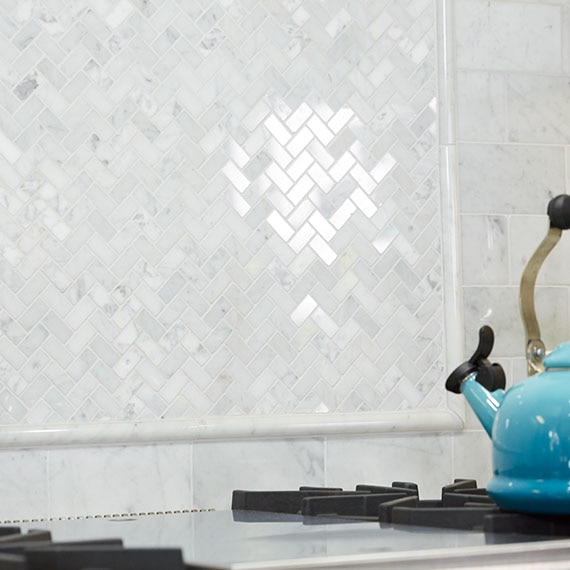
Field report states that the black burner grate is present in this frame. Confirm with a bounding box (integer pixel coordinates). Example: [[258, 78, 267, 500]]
[[232, 482, 417, 518], [0, 530, 186, 569], [232, 478, 570, 535]]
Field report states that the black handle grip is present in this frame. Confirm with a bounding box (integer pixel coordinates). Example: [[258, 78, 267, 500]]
[[547, 194, 570, 230], [445, 326, 506, 394]]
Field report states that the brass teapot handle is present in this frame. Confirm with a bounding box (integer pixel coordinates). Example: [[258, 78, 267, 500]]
[[520, 195, 570, 375]]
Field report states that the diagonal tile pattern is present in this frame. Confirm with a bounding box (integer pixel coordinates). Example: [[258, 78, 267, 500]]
[[0, 0, 444, 424]]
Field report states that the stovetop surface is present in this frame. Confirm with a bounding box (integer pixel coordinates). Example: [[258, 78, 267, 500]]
[[17, 509, 564, 569]]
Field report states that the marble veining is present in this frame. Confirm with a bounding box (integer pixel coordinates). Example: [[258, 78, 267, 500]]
[[455, 0, 562, 73], [0, 428, 481, 520], [455, 0, 570, 368], [0, 0, 447, 426]]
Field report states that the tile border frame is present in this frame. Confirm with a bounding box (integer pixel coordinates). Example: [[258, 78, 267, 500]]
[[0, 0, 466, 448], [0, 410, 463, 448]]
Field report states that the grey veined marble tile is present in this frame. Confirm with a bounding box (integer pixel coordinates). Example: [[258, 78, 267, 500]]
[[461, 215, 508, 285], [458, 143, 564, 214], [455, 0, 562, 73], [0, 0, 444, 423]]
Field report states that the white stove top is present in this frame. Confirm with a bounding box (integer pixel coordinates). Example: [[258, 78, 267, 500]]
[[18, 510, 570, 569]]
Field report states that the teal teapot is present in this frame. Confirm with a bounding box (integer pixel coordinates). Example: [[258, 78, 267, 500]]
[[446, 195, 570, 515]]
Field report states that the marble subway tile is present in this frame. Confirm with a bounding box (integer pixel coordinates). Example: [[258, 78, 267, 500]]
[[509, 214, 570, 285], [456, 71, 506, 142], [458, 143, 564, 214], [455, 0, 562, 73], [325, 434, 453, 499], [511, 356, 531, 386], [463, 286, 569, 358], [507, 75, 570, 143], [192, 439, 325, 510], [0, 449, 48, 521], [48, 444, 193, 518], [451, 430, 493, 488], [460, 214, 508, 285]]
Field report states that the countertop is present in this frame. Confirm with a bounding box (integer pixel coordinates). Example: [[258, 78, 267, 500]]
[[17, 510, 570, 569]]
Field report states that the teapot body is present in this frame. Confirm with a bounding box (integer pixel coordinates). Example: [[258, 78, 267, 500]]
[[487, 370, 570, 514]]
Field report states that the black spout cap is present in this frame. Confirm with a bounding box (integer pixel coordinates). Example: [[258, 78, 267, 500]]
[[548, 194, 570, 230], [445, 326, 506, 394]]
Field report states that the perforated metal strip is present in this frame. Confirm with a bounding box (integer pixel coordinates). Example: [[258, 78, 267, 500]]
[[1, 509, 215, 525]]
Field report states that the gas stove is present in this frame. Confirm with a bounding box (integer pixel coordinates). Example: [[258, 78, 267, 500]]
[[232, 478, 570, 535], [7, 479, 570, 569]]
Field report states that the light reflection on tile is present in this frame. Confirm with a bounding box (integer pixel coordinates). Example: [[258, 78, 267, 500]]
[[374, 226, 399, 254], [309, 211, 335, 241], [267, 211, 295, 241], [330, 200, 357, 229], [371, 153, 397, 182], [310, 235, 337, 265], [291, 295, 318, 325], [288, 176, 314, 205], [0, 0, 442, 423], [223, 161, 249, 192], [229, 188, 250, 216], [289, 223, 315, 252], [287, 125, 314, 156], [351, 188, 377, 218], [288, 199, 315, 228]]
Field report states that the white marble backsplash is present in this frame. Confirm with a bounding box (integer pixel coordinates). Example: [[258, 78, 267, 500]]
[[456, 0, 570, 381], [0, 430, 493, 521], [3, 0, 561, 521], [0, 0, 473, 521], [0, 0, 447, 427], [454, 1, 562, 73]]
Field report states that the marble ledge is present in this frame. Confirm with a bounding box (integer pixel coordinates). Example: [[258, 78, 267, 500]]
[[0, 410, 464, 449]]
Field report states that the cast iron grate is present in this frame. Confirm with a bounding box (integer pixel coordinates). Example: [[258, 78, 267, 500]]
[[0, 529, 186, 569], [232, 478, 570, 535]]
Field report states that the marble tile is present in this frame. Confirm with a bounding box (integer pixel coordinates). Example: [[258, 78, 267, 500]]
[[455, 0, 562, 73], [510, 214, 570, 285], [507, 75, 570, 143], [458, 143, 565, 214], [192, 439, 325, 510], [48, 444, 193, 518], [451, 430, 493, 488], [0, 449, 48, 521], [462, 285, 569, 358], [325, 434, 453, 499], [456, 71, 506, 142], [460, 214, 508, 285], [511, 356, 531, 386]]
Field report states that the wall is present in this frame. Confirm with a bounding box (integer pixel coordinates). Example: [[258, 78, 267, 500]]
[[0, 0, 445, 425], [0, 0, 519, 520], [456, 0, 570, 387], [0, 433, 493, 520]]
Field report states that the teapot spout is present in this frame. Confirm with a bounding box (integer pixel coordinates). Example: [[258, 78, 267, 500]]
[[461, 372, 505, 437]]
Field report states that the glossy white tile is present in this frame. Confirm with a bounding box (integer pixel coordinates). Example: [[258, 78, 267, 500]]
[[510, 214, 570, 286]]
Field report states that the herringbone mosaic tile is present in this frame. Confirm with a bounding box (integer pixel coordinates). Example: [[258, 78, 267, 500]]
[[0, 0, 443, 423]]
